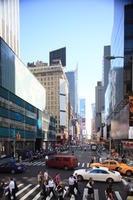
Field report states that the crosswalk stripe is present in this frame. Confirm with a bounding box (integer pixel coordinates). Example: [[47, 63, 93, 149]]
[[78, 162, 80, 166], [19, 184, 39, 200], [32, 162, 39, 166], [32, 192, 40, 200], [115, 191, 122, 200], [82, 187, 88, 200], [94, 189, 99, 200], [42, 163, 45, 166], [35, 161, 42, 166], [16, 184, 32, 196], [87, 163, 90, 168], [82, 163, 85, 167]]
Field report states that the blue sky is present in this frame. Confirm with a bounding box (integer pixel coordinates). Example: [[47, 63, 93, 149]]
[[20, 0, 114, 134]]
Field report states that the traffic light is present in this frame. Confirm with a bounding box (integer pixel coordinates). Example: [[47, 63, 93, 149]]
[[16, 134, 21, 139]]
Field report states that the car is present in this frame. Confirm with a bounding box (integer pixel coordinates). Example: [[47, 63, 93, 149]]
[[73, 167, 122, 183], [118, 161, 133, 176], [46, 155, 78, 170], [90, 160, 121, 171], [0, 158, 25, 174]]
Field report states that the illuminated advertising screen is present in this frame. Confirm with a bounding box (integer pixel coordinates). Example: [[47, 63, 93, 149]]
[[111, 106, 129, 139]]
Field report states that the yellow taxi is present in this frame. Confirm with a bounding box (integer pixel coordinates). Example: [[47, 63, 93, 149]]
[[118, 162, 133, 176], [90, 160, 121, 171]]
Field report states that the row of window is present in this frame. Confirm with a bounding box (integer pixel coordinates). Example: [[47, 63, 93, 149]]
[[0, 126, 35, 139], [0, 107, 36, 126], [0, 86, 36, 113]]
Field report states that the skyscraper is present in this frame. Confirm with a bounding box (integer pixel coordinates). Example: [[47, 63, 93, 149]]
[[66, 70, 78, 117], [0, 0, 19, 56]]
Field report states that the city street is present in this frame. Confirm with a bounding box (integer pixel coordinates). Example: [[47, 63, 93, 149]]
[[0, 147, 128, 200]]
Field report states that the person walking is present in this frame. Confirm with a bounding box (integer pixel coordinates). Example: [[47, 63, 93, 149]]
[[68, 175, 76, 199], [44, 170, 48, 183], [8, 177, 16, 200], [48, 176, 56, 199], [56, 182, 65, 200], [73, 173, 81, 195], [105, 183, 114, 200], [41, 178, 47, 200], [55, 172, 61, 186], [37, 171, 43, 188], [0, 180, 5, 200], [86, 178, 94, 199], [125, 179, 133, 197]]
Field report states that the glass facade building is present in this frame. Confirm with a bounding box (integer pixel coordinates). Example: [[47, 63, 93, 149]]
[[105, 0, 133, 143], [66, 70, 78, 117], [0, 38, 56, 156]]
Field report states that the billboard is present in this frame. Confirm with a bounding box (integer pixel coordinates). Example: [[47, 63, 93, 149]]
[[111, 106, 129, 139], [49, 47, 66, 67]]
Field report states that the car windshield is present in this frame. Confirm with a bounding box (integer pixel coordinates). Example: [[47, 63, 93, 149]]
[[127, 162, 133, 166]]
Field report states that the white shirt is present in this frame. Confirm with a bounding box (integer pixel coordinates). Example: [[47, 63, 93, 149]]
[[45, 155, 48, 160], [44, 172, 48, 180], [69, 177, 74, 185], [9, 180, 15, 192], [48, 180, 54, 188]]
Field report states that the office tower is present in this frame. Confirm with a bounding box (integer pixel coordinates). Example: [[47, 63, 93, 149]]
[[66, 70, 78, 117], [95, 81, 104, 133], [0, 0, 19, 56], [105, 0, 133, 153], [28, 61, 69, 143], [79, 98, 86, 140], [49, 47, 66, 67]]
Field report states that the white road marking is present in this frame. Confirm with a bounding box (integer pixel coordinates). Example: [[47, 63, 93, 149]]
[[87, 163, 90, 168], [20, 184, 39, 200], [32, 192, 40, 200], [78, 162, 80, 166], [82, 188, 88, 200], [82, 163, 85, 167], [16, 184, 32, 196], [115, 191, 122, 200], [94, 189, 99, 200]]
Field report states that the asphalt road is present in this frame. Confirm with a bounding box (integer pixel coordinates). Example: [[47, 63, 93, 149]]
[[0, 147, 129, 200]]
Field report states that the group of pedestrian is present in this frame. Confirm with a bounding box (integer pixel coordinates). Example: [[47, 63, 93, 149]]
[[37, 170, 65, 200], [37, 170, 82, 200]]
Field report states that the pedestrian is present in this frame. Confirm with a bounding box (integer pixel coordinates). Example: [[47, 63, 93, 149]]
[[38, 171, 43, 188], [0, 180, 5, 200], [41, 178, 47, 200], [55, 172, 61, 186], [93, 156, 96, 163], [86, 177, 94, 199], [73, 173, 81, 195], [68, 175, 76, 198], [105, 183, 114, 200], [44, 170, 48, 183], [90, 157, 94, 164], [99, 157, 102, 163], [8, 177, 16, 200], [45, 155, 48, 161], [125, 179, 133, 197], [56, 182, 65, 200], [48, 176, 56, 198]]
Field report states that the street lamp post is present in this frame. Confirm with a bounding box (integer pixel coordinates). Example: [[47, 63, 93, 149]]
[[13, 129, 16, 158]]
